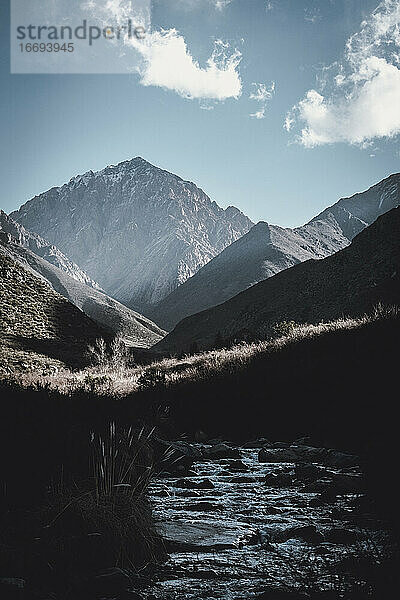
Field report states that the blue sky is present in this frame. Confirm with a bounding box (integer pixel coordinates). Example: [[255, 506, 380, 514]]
[[1, 0, 399, 226]]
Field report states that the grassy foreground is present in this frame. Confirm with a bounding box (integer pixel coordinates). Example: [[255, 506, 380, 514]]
[[1, 306, 399, 597], [7, 304, 397, 398]]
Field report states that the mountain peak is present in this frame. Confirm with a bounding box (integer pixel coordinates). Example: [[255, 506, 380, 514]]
[[11, 160, 253, 312]]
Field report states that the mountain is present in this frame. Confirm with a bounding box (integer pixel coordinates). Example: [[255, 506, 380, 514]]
[[151, 174, 400, 329], [0, 214, 166, 348], [155, 207, 400, 354], [0, 251, 107, 375], [0, 209, 100, 290], [10, 158, 253, 315]]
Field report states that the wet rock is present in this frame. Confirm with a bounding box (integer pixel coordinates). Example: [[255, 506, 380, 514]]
[[201, 443, 241, 460], [258, 445, 358, 467], [205, 437, 224, 445], [227, 475, 257, 484], [155, 438, 200, 474], [174, 478, 215, 490], [309, 489, 338, 506], [303, 479, 335, 493], [304, 473, 362, 495], [152, 489, 170, 497], [293, 436, 313, 446], [184, 502, 221, 511], [224, 459, 249, 472], [264, 505, 282, 515], [264, 472, 293, 487], [295, 463, 326, 482], [271, 441, 292, 448], [324, 528, 359, 545], [243, 437, 273, 448], [258, 447, 272, 462], [157, 521, 255, 552], [178, 490, 202, 497], [168, 441, 203, 459], [271, 525, 324, 544]]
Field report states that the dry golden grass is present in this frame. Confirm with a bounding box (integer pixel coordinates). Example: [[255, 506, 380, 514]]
[[6, 304, 397, 398]]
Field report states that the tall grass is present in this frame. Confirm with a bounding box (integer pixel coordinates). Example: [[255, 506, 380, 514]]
[[91, 422, 154, 502], [7, 304, 398, 398], [0, 422, 163, 597]]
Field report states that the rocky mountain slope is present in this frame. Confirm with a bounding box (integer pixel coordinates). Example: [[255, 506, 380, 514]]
[[155, 207, 400, 353], [0, 252, 107, 375], [0, 209, 100, 290], [151, 174, 400, 329], [10, 158, 253, 315], [0, 214, 165, 348]]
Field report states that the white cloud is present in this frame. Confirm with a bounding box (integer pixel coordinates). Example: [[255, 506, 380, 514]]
[[84, 1, 242, 101], [133, 32, 242, 100], [286, 0, 400, 147], [249, 81, 275, 119]]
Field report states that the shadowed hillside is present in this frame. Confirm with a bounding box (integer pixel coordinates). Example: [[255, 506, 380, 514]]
[[151, 173, 400, 329], [0, 212, 166, 347], [155, 207, 400, 354], [0, 253, 108, 374]]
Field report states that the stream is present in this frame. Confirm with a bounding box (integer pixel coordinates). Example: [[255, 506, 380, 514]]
[[144, 442, 387, 600]]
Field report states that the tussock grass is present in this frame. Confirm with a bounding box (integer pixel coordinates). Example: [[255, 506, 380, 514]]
[[0, 422, 163, 597]]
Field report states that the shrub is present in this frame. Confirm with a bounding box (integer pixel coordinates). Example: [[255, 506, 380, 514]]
[[137, 367, 167, 390], [272, 320, 298, 337], [87, 336, 133, 374]]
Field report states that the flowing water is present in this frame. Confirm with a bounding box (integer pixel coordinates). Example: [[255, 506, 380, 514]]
[[145, 445, 386, 600]]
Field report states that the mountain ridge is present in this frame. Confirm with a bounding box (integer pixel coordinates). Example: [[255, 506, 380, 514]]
[[154, 206, 400, 354], [150, 173, 400, 329], [0, 209, 101, 290]]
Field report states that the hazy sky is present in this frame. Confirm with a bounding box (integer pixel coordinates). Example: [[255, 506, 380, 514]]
[[1, 0, 400, 226]]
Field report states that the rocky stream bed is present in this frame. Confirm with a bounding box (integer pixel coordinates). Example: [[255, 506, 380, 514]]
[[144, 440, 390, 600]]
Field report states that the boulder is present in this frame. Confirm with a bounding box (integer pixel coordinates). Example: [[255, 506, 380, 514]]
[[174, 478, 215, 490], [258, 445, 358, 467], [304, 473, 363, 495], [154, 438, 200, 474], [267, 525, 323, 545], [264, 505, 282, 515], [265, 472, 293, 487], [324, 528, 359, 545], [224, 459, 249, 472], [303, 479, 335, 493], [309, 489, 338, 506], [227, 475, 257, 484], [243, 438, 273, 448], [201, 443, 241, 460], [295, 463, 326, 482]]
